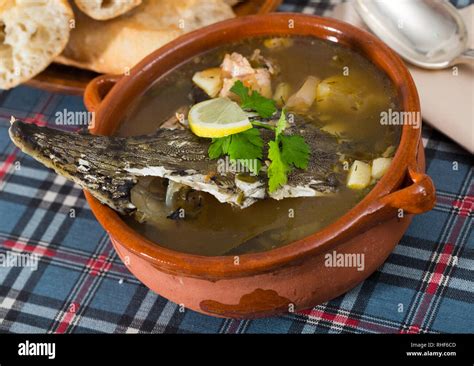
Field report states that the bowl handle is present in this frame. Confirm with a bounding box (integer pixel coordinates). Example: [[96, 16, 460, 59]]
[[379, 166, 436, 214], [335, 151, 436, 250], [84, 74, 121, 113]]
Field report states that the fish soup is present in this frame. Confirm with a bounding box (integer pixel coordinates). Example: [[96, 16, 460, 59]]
[[118, 36, 401, 256]]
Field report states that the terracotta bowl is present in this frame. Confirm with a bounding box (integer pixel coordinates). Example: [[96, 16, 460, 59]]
[[83, 14, 436, 318]]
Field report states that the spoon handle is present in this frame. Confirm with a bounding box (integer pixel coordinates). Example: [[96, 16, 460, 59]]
[[454, 49, 474, 66]]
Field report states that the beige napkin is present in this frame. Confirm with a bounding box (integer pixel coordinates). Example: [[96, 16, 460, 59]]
[[330, 2, 474, 153]]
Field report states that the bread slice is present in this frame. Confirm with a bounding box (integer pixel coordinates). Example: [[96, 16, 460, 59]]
[[0, 0, 73, 90], [55, 0, 235, 75], [74, 0, 142, 21]]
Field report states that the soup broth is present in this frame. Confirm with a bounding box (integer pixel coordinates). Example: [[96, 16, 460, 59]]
[[118, 36, 401, 256]]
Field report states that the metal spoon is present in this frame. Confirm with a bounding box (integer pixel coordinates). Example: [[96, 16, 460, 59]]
[[354, 0, 474, 69]]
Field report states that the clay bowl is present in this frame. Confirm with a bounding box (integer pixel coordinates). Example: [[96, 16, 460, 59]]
[[83, 13, 436, 318]]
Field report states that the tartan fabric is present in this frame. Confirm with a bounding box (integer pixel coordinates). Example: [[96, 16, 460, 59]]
[[0, 0, 472, 334]]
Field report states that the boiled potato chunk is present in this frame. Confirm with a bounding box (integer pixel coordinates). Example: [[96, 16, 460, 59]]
[[347, 160, 371, 190], [316, 74, 390, 117], [192, 67, 223, 98], [285, 76, 320, 113], [371, 157, 392, 180], [316, 75, 362, 114], [273, 82, 292, 107]]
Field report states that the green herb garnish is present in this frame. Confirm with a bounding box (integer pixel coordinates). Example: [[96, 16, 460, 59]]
[[267, 110, 310, 192], [207, 82, 310, 192], [230, 80, 277, 118], [208, 128, 263, 175]]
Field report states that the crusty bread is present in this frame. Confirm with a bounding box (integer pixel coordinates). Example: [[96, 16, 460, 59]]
[[55, 0, 235, 75], [0, 0, 73, 90], [74, 0, 142, 20]]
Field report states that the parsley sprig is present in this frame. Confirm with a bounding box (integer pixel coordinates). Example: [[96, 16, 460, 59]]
[[207, 81, 310, 192], [267, 110, 310, 192]]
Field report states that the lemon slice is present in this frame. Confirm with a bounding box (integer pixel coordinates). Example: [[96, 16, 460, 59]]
[[188, 97, 252, 138]]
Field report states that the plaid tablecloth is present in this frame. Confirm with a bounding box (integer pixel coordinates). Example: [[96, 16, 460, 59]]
[[0, 0, 472, 334]]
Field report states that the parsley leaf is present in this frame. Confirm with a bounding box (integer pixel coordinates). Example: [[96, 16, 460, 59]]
[[280, 135, 310, 170], [227, 128, 263, 161], [267, 111, 310, 192], [267, 140, 291, 192], [230, 80, 276, 118], [208, 128, 263, 175], [208, 138, 225, 159], [275, 108, 288, 137]]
